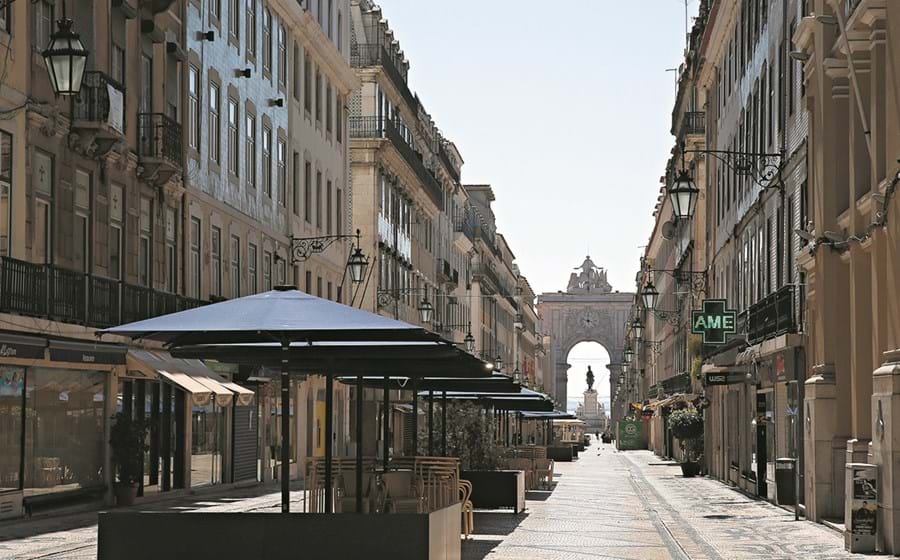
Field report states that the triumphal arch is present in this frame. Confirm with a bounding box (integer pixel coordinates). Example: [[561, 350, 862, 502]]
[[537, 257, 633, 417]]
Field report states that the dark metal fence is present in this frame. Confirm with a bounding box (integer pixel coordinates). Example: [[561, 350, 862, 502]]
[[746, 285, 796, 344], [138, 113, 183, 166], [72, 71, 124, 124], [681, 111, 706, 136], [0, 257, 207, 329], [350, 44, 417, 111]]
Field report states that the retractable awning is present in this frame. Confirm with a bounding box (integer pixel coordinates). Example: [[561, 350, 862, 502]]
[[127, 349, 254, 406]]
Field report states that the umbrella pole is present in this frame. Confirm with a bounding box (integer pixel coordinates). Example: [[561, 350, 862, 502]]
[[280, 343, 290, 513], [325, 374, 334, 513], [383, 376, 390, 472], [411, 378, 419, 456], [441, 390, 447, 456], [356, 375, 363, 513], [428, 390, 434, 456]]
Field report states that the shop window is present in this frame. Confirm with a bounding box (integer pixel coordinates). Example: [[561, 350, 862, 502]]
[[0, 367, 24, 492], [23, 368, 106, 496], [191, 401, 225, 486]]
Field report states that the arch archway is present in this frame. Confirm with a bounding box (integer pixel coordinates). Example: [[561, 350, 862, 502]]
[[536, 257, 633, 424]]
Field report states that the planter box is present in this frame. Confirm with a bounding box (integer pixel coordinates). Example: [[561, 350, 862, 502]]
[[547, 446, 573, 462], [97, 505, 461, 560], [460, 470, 525, 513]]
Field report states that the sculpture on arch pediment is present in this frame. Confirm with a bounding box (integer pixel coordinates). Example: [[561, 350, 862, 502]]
[[567, 256, 612, 294]]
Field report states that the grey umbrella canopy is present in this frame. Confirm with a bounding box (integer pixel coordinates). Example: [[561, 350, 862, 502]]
[[98, 286, 474, 515], [99, 286, 439, 346]]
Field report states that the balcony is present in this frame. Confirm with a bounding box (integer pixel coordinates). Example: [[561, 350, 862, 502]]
[[0, 256, 206, 329], [844, 0, 861, 18], [745, 285, 797, 345], [70, 71, 125, 156], [471, 263, 502, 294], [349, 116, 445, 211], [138, 113, 183, 186], [454, 209, 476, 245], [351, 44, 418, 113], [438, 145, 460, 183], [680, 111, 705, 139]]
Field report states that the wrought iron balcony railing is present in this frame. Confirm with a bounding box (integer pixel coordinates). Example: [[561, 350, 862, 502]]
[[0, 256, 206, 329], [138, 112, 183, 167], [680, 111, 706, 138], [350, 44, 418, 112], [438, 144, 460, 183], [745, 284, 796, 344], [72, 71, 125, 131], [454, 210, 477, 244]]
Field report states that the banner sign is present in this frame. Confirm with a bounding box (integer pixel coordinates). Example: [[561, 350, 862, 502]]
[[691, 299, 738, 345], [705, 371, 744, 386]]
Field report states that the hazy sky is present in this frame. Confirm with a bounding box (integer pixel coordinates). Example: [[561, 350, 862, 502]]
[[381, 0, 700, 296]]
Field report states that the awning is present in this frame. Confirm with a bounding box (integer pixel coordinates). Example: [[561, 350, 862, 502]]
[[700, 364, 749, 374], [127, 349, 252, 406], [646, 393, 700, 410]]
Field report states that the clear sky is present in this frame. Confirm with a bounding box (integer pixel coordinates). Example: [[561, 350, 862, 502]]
[[566, 341, 611, 414], [379, 0, 700, 296]]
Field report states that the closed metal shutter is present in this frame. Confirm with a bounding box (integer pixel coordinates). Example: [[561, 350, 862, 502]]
[[232, 403, 258, 482]]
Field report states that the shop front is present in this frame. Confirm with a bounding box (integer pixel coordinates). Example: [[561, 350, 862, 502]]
[[0, 334, 125, 518]]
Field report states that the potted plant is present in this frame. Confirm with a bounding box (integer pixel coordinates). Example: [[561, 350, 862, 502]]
[[669, 407, 703, 478], [109, 412, 149, 506]]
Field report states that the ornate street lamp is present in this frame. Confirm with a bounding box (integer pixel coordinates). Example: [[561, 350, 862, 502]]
[[494, 355, 503, 372], [42, 17, 89, 96], [463, 331, 475, 353], [618, 373, 625, 384], [641, 280, 659, 311], [631, 317, 644, 341], [624, 346, 634, 364], [346, 247, 368, 285], [668, 169, 699, 220], [417, 297, 434, 324]]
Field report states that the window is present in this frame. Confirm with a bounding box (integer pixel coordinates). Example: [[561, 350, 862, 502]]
[[276, 259, 285, 285], [165, 208, 177, 293], [327, 0, 333, 39], [210, 0, 221, 20], [261, 125, 271, 196], [305, 270, 312, 294], [336, 94, 342, 143], [263, 251, 272, 290], [190, 217, 202, 298], [292, 151, 300, 215], [229, 0, 240, 38], [325, 82, 332, 133], [315, 71, 322, 122], [292, 44, 301, 100], [326, 180, 332, 234], [111, 44, 126, 85], [337, 10, 342, 52], [316, 276, 322, 297], [278, 24, 287, 87], [139, 198, 152, 286], [327, 281, 332, 301], [110, 224, 122, 280], [228, 98, 239, 176], [262, 8, 272, 74], [277, 139, 286, 206], [209, 83, 221, 164], [246, 0, 256, 58], [304, 54, 312, 113], [0, 131, 11, 257], [246, 113, 256, 188], [34, 0, 54, 48], [188, 66, 201, 150], [231, 235, 241, 297], [316, 0, 322, 26], [336, 187, 342, 236], [248, 243, 258, 294], [304, 161, 312, 223], [211, 226, 222, 297], [315, 171, 322, 228]]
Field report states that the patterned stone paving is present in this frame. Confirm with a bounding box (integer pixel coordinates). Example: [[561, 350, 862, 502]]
[[0, 447, 882, 559], [463, 445, 875, 560]]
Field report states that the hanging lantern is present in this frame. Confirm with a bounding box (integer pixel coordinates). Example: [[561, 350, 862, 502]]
[[668, 169, 699, 220], [42, 18, 89, 96], [641, 280, 660, 311], [463, 331, 475, 353], [417, 297, 434, 324], [346, 247, 368, 285]]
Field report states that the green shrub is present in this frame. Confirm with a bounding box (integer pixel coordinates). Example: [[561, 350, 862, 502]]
[[109, 412, 149, 485]]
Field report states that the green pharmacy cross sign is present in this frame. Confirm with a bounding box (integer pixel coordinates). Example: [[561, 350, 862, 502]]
[[691, 299, 737, 345]]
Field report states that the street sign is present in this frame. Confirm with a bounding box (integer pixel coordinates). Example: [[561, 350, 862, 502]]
[[704, 371, 743, 385], [691, 299, 738, 345]]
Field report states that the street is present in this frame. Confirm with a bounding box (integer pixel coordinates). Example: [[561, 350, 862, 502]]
[[0, 446, 872, 560]]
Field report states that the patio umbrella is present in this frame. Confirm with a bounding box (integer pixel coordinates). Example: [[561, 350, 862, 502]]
[[99, 286, 482, 514]]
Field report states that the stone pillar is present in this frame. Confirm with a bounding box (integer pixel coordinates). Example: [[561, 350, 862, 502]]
[[805, 364, 840, 521], [871, 350, 900, 553]]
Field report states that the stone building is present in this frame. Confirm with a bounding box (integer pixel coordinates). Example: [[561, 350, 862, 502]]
[[793, 0, 900, 550]]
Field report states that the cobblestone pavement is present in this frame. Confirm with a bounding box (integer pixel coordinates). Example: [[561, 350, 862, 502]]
[[463, 445, 876, 560]]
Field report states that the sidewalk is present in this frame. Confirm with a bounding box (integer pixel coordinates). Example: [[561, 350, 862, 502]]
[[463, 446, 874, 560], [0, 483, 305, 560]]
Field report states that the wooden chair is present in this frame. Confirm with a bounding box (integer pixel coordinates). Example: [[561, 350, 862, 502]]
[[534, 458, 554, 489], [382, 471, 423, 513], [458, 479, 474, 538], [338, 471, 373, 513]]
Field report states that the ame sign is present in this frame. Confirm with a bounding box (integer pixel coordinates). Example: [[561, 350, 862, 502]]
[[691, 299, 738, 345]]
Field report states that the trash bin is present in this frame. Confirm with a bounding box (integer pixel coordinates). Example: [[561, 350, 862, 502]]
[[774, 457, 796, 505]]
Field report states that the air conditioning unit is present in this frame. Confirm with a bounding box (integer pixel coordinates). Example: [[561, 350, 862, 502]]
[[0, 491, 23, 520]]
